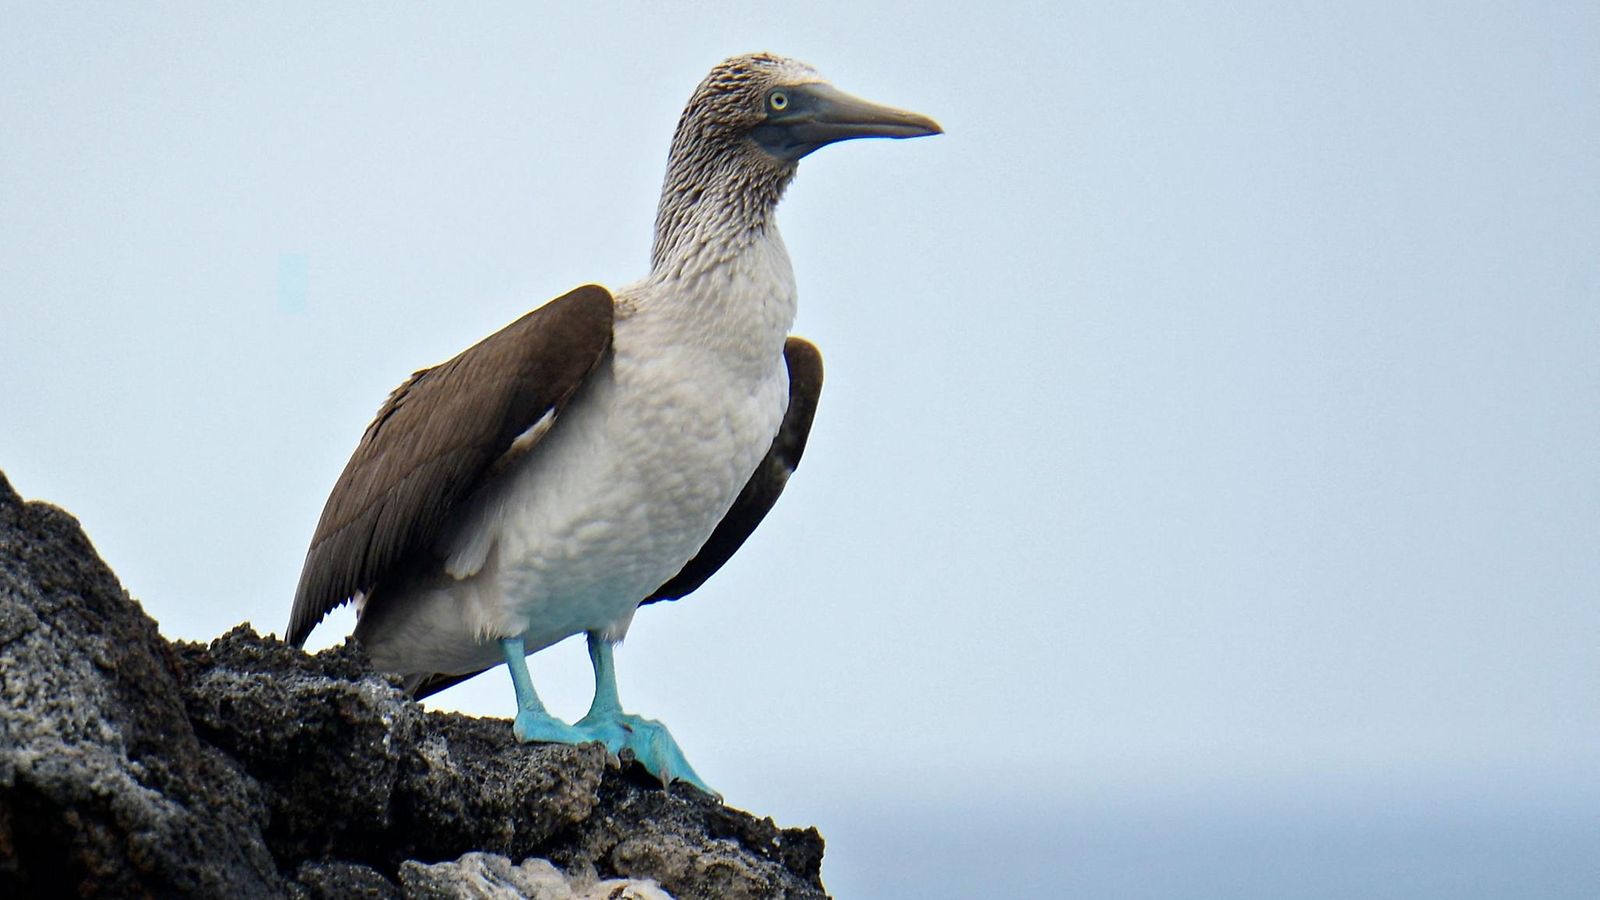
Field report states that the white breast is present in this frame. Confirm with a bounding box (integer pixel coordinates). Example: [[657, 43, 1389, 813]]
[[357, 227, 798, 677]]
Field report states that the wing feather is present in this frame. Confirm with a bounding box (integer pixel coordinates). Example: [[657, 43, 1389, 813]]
[[286, 284, 614, 646]]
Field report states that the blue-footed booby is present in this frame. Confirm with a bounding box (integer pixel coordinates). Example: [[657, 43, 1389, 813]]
[[286, 53, 940, 794]]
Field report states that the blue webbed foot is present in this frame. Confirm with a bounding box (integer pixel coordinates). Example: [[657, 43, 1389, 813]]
[[511, 706, 588, 745], [577, 632, 719, 798], [501, 632, 719, 796], [574, 709, 718, 798], [500, 635, 586, 746]]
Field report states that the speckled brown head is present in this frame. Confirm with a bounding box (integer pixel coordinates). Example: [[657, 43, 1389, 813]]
[[651, 52, 941, 270]]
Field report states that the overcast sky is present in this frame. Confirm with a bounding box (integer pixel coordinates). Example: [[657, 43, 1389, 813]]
[[3, 3, 1596, 896]]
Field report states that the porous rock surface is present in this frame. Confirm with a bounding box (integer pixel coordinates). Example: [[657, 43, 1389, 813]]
[[0, 471, 827, 899]]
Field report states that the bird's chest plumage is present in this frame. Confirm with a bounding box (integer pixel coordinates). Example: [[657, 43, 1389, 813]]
[[465, 232, 797, 649]]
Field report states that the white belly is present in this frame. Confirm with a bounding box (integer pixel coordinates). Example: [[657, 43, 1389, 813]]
[[355, 230, 798, 677], [489, 341, 788, 647]]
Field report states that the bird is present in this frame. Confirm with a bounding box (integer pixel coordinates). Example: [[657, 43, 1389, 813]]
[[285, 52, 940, 795]]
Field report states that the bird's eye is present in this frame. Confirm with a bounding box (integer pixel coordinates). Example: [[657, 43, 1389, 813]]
[[768, 91, 789, 112]]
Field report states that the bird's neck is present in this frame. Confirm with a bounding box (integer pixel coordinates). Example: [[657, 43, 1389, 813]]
[[625, 150, 798, 372], [648, 147, 794, 278]]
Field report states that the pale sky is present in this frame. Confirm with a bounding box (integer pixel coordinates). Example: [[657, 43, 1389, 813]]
[[3, 3, 1596, 896]]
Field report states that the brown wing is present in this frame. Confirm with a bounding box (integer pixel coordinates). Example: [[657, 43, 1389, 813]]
[[285, 284, 614, 647], [410, 336, 823, 701]]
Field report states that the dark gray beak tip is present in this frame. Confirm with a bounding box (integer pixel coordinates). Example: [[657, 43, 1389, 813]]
[[885, 111, 943, 140]]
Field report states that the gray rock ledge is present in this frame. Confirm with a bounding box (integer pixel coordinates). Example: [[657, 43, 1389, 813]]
[[0, 470, 826, 899]]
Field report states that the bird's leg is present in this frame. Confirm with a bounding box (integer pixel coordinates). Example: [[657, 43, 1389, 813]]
[[574, 631, 718, 798], [499, 636, 586, 744]]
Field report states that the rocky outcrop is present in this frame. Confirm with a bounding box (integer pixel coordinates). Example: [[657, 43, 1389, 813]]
[[0, 471, 826, 899]]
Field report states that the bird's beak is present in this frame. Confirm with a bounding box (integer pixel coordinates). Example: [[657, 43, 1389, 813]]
[[792, 83, 943, 143], [753, 83, 942, 161]]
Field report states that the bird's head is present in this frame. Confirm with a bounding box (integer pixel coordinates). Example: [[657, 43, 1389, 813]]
[[652, 53, 939, 270], [669, 52, 942, 170]]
